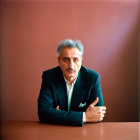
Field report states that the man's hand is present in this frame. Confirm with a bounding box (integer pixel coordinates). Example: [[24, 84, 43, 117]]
[[56, 106, 60, 110], [85, 97, 106, 122]]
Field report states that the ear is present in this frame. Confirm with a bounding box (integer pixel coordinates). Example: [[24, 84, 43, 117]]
[[80, 56, 83, 64]]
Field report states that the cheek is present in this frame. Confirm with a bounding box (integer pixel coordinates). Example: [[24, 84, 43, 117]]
[[76, 62, 82, 70], [59, 62, 67, 70]]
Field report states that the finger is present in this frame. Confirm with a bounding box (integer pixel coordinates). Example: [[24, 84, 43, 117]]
[[102, 111, 106, 114], [101, 114, 105, 118], [97, 111, 105, 116], [102, 106, 106, 111], [100, 117, 104, 121], [56, 106, 60, 110], [96, 117, 103, 122], [95, 106, 106, 111], [95, 111, 106, 117], [90, 97, 99, 107]]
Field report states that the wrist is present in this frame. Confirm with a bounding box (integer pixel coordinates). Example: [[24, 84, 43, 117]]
[[83, 112, 86, 123]]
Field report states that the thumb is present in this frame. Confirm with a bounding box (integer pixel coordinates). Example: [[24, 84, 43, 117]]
[[91, 97, 99, 107], [56, 106, 60, 110]]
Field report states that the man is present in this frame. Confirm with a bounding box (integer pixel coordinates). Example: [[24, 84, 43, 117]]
[[38, 39, 106, 126]]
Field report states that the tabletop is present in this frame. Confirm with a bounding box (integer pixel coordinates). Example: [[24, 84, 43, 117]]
[[1, 121, 139, 140]]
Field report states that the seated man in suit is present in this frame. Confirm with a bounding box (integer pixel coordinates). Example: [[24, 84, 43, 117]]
[[38, 39, 106, 126]]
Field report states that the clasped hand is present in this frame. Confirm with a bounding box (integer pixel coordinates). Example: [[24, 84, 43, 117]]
[[85, 97, 106, 122]]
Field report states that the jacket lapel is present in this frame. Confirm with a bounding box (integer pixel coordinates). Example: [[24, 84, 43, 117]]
[[55, 67, 68, 111], [70, 70, 87, 111]]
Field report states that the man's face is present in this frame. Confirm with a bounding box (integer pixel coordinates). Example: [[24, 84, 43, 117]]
[[58, 47, 82, 82]]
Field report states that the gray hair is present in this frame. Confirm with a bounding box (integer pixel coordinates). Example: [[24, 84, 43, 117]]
[[57, 39, 84, 57]]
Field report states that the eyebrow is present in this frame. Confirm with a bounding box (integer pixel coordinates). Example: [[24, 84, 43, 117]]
[[62, 56, 80, 59]]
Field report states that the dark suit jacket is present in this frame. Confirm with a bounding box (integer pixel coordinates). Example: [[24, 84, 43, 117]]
[[38, 66, 104, 126]]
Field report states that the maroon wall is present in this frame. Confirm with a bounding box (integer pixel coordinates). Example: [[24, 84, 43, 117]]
[[1, 0, 139, 121]]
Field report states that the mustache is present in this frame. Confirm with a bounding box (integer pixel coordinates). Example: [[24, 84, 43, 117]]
[[66, 68, 76, 72]]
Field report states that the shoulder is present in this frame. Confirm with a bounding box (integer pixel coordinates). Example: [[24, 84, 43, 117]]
[[80, 66, 99, 78], [79, 66, 100, 85], [43, 66, 59, 74], [42, 66, 62, 79]]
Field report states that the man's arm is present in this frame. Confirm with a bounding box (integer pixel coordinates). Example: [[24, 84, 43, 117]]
[[85, 74, 106, 122], [38, 73, 83, 126]]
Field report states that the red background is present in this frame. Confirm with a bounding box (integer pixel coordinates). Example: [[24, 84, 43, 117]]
[[1, 0, 139, 122]]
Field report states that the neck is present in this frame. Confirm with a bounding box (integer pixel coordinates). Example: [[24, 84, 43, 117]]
[[64, 76, 77, 85]]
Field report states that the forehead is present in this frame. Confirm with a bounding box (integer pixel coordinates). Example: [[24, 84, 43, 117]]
[[60, 47, 82, 57]]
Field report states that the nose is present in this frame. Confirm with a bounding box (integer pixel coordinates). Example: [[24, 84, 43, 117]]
[[69, 59, 74, 69]]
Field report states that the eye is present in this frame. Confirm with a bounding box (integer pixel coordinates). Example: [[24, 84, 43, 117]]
[[63, 57, 69, 62], [73, 57, 79, 62]]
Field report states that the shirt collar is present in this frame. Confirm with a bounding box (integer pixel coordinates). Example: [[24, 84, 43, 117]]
[[63, 76, 77, 86]]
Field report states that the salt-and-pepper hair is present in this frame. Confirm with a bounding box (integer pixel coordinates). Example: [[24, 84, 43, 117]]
[[57, 39, 84, 57]]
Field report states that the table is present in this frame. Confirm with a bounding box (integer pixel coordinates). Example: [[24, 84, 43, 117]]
[[1, 121, 139, 140]]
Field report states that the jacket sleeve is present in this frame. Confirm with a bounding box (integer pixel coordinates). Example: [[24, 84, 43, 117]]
[[88, 74, 104, 107], [37, 72, 83, 126]]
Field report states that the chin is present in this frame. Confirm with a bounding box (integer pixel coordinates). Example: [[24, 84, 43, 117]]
[[67, 75, 74, 79], [68, 74, 77, 79]]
